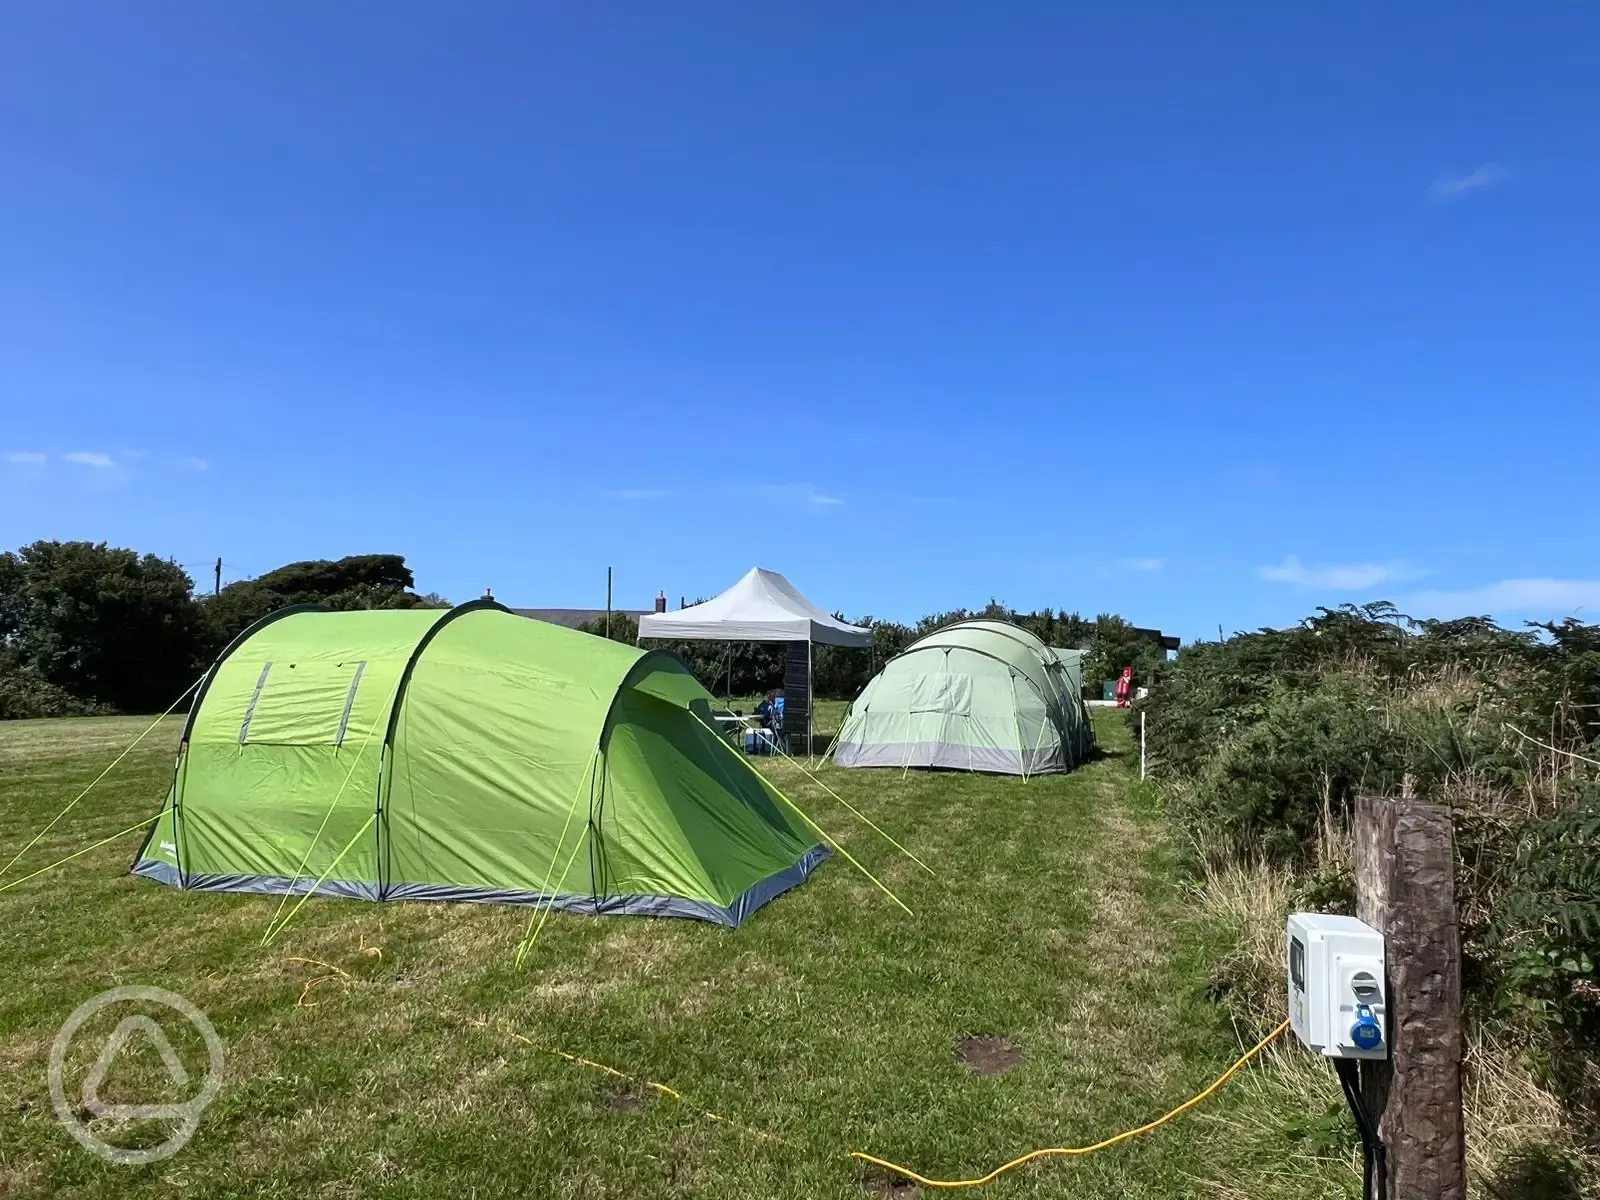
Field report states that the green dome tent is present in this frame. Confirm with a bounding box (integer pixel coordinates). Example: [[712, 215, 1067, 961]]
[[832, 619, 1093, 776], [132, 602, 825, 926]]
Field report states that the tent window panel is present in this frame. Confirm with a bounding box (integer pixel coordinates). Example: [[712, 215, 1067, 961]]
[[239, 661, 368, 746], [907, 673, 972, 716]]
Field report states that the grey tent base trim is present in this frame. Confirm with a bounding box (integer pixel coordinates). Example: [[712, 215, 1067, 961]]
[[130, 859, 382, 901], [130, 843, 829, 929], [833, 740, 1066, 776]]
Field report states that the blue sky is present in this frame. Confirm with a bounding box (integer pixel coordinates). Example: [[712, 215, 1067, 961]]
[[3, 4, 1596, 641]]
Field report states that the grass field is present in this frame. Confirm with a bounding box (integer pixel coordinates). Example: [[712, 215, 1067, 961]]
[[0, 709, 1359, 1199]]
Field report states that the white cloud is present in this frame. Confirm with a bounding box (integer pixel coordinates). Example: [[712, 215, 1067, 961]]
[[6, 451, 47, 465], [1258, 556, 1422, 590], [606, 488, 668, 501], [177, 457, 210, 471], [1406, 578, 1600, 618], [63, 451, 115, 469], [1118, 557, 1165, 573], [1430, 163, 1505, 201], [750, 483, 844, 510]]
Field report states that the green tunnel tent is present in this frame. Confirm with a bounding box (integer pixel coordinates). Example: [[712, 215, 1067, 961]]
[[832, 620, 1094, 776], [132, 602, 826, 926]]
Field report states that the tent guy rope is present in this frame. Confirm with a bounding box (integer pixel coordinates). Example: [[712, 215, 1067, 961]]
[[0, 675, 200, 882], [694, 713, 914, 917]]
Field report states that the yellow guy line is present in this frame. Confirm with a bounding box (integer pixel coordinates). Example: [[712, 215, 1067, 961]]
[[0, 815, 159, 896], [849, 1019, 1292, 1189], [693, 714, 912, 917], [514, 747, 599, 970], [260, 813, 378, 946], [263, 688, 396, 941], [515, 823, 591, 969], [0, 676, 200, 881], [768, 743, 934, 876]]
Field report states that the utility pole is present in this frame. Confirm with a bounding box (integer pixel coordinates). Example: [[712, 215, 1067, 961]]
[[214, 557, 222, 596], [606, 567, 613, 640]]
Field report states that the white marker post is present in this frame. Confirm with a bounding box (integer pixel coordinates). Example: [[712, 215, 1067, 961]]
[[1140, 710, 1147, 781]]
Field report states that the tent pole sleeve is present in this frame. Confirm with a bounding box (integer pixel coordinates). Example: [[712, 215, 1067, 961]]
[[1029, 691, 1051, 773], [172, 741, 194, 887], [937, 648, 953, 773], [1009, 672, 1030, 783]]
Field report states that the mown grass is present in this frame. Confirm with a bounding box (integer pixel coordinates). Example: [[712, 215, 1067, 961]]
[[0, 710, 1353, 1198]]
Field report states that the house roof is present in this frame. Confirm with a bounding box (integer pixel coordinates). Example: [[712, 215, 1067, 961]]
[[510, 608, 651, 630]]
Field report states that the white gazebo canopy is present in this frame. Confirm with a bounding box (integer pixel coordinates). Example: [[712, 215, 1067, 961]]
[[637, 567, 871, 647]]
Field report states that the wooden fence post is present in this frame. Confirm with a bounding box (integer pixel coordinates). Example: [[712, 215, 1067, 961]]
[[1353, 795, 1467, 1200]]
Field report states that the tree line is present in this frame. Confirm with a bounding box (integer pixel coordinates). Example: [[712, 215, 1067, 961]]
[[1, 540, 1170, 719], [0, 541, 447, 718], [582, 602, 1166, 700]]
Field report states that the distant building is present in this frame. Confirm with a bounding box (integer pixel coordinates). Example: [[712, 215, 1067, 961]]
[[509, 607, 652, 630], [1063, 623, 1182, 658], [509, 590, 668, 631], [1136, 626, 1183, 656]]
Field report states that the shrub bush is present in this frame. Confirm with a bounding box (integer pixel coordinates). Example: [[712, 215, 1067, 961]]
[[1140, 601, 1600, 1142], [0, 654, 110, 719]]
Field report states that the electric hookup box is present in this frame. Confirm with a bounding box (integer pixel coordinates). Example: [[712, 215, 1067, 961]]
[[1286, 913, 1388, 1060]]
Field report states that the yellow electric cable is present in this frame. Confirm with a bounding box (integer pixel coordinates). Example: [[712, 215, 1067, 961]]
[[262, 944, 1287, 1188], [850, 1019, 1292, 1189]]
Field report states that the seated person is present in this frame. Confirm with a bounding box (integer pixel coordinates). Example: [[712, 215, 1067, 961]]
[[755, 689, 781, 731]]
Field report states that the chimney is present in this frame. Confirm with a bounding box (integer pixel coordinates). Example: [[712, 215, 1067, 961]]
[[654, 590, 667, 613], [680, 595, 686, 610], [483, 587, 493, 600]]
